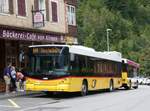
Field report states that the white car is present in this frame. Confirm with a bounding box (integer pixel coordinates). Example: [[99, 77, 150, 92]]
[[146, 78, 150, 85], [137, 78, 143, 85], [142, 78, 148, 85]]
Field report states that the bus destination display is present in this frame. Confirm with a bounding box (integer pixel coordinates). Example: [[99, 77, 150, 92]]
[[32, 47, 61, 54]]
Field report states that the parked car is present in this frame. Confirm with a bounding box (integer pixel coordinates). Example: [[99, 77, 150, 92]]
[[137, 77, 144, 85], [146, 78, 150, 86], [142, 78, 147, 85]]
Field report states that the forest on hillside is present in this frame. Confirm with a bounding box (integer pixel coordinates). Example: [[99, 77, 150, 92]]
[[77, 0, 150, 76]]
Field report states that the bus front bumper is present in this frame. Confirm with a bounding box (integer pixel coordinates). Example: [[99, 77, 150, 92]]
[[26, 83, 70, 92]]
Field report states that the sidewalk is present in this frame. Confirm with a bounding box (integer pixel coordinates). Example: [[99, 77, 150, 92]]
[[0, 91, 42, 100]]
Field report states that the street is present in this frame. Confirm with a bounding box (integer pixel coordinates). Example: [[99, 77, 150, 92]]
[[0, 85, 150, 111]]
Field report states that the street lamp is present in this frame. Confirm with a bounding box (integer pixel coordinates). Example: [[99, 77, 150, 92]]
[[106, 28, 112, 51]]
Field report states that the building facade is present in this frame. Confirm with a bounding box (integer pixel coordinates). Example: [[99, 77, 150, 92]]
[[0, 0, 77, 92], [65, 0, 77, 43]]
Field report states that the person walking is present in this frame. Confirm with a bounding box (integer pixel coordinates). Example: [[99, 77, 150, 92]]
[[3, 63, 11, 94], [10, 66, 17, 92]]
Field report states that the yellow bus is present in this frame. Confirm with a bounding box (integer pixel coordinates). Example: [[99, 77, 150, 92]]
[[121, 58, 140, 89], [25, 45, 122, 95]]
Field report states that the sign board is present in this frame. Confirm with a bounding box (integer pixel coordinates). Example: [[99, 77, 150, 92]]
[[65, 36, 78, 44], [33, 11, 44, 28], [32, 47, 61, 54], [0, 27, 65, 43]]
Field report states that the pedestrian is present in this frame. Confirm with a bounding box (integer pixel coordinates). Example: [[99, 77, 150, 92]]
[[10, 66, 17, 92], [3, 63, 11, 94], [16, 71, 25, 92]]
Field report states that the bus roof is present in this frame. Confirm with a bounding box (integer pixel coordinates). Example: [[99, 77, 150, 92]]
[[122, 58, 140, 68], [29, 44, 122, 62]]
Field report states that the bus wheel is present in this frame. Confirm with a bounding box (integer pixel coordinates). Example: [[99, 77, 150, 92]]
[[44, 91, 54, 95], [81, 81, 88, 96], [109, 80, 114, 92]]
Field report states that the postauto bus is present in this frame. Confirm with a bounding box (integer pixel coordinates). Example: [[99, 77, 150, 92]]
[[121, 58, 140, 89], [25, 45, 122, 95]]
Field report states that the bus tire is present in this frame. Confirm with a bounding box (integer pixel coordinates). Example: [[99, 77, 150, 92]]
[[109, 80, 114, 92], [44, 91, 54, 95], [81, 80, 88, 96]]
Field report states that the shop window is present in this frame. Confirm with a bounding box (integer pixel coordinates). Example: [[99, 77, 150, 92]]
[[5, 41, 18, 68]]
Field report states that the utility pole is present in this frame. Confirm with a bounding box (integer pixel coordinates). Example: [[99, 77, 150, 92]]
[[106, 28, 112, 51]]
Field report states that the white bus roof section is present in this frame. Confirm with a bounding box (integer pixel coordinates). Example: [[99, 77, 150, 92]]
[[29, 44, 69, 48], [29, 44, 122, 62], [102, 51, 122, 62], [122, 58, 128, 64]]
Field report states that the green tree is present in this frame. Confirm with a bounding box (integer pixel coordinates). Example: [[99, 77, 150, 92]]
[[77, 0, 150, 76]]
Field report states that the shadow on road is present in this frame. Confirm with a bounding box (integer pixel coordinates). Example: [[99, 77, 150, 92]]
[[30, 88, 130, 100]]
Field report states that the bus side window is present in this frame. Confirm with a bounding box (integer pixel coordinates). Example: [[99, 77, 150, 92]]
[[78, 55, 85, 71], [70, 54, 79, 71]]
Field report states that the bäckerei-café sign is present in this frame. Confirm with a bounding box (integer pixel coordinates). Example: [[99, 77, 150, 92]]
[[0, 27, 64, 42]]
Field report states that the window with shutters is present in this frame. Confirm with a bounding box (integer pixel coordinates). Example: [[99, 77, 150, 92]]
[[67, 5, 76, 26], [17, 0, 26, 16], [0, 0, 9, 14], [51, 1, 58, 22]]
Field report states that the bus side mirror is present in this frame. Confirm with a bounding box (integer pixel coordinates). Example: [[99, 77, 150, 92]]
[[70, 53, 75, 61]]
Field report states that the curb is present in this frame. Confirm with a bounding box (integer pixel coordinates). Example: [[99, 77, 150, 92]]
[[0, 91, 42, 100]]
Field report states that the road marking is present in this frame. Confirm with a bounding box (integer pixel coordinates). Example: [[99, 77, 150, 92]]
[[17, 101, 60, 111], [8, 99, 20, 108], [0, 105, 15, 108]]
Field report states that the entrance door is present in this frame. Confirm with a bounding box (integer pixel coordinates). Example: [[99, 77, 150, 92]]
[[0, 39, 6, 92], [0, 39, 5, 79]]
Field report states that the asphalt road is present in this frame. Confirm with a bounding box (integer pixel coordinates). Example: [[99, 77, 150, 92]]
[[0, 85, 150, 111]]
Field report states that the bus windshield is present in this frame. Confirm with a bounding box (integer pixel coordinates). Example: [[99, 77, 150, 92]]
[[28, 47, 69, 76]]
